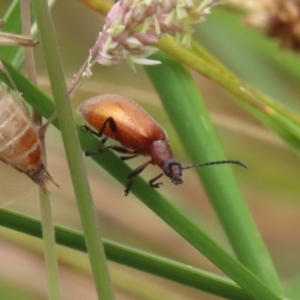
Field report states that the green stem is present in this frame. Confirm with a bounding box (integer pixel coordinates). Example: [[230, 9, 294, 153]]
[[39, 193, 61, 300], [31, 1, 114, 299], [21, 1, 61, 299]]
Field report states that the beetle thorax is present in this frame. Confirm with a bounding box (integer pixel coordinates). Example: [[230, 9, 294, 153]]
[[150, 140, 173, 166]]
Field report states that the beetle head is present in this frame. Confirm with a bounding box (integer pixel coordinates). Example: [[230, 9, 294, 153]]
[[162, 159, 183, 185], [162, 159, 248, 186]]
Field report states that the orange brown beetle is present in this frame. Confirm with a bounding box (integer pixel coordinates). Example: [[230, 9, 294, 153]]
[[78, 94, 247, 196]]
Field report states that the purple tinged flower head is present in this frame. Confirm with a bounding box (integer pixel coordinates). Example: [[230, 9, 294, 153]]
[[90, 0, 221, 66]]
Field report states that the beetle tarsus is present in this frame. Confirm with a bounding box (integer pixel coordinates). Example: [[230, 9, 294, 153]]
[[85, 144, 138, 159], [82, 125, 98, 136], [151, 182, 163, 189], [149, 173, 164, 189], [100, 136, 108, 144], [84, 148, 107, 156], [120, 154, 139, 161], [124, 180, 133, 196]]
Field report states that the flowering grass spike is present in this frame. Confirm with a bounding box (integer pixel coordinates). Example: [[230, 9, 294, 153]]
[[90, 0, 221, 66]]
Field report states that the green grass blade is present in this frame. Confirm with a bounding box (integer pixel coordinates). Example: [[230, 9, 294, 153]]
[[286, 277, 300, 300], [0, 280, 38, 300]]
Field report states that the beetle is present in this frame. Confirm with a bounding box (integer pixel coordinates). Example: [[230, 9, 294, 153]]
[[0, 84, 57, 193], [78, 94, 247, 196]]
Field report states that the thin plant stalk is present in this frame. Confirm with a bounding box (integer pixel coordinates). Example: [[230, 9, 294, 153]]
[[21, 1, 61, 299], [31, 1, 114, 299]]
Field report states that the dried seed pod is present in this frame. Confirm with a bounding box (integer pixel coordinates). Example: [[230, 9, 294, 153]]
[[0, 86, 56, 192], [240, 0, 300, 52]]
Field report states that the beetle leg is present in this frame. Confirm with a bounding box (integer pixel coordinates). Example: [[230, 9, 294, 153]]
[[83, 117, 140, 161], [120, 154, 139, 161], [97, 116, 117, 137], [83, 132, 107, 144], [82, 116, 117, 139], [85, 145, 138, 157], [127, 161, 151, 180], [149, 173, 164, 189], [109, 145, 136, 154], [100, 136, 108, 144], [125, 160, 151, 196], [124, 181, 133, 197], [82, 125, 99, 136]]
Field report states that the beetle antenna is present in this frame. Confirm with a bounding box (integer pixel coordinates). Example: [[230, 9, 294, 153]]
[[182, 160, 248, 170]]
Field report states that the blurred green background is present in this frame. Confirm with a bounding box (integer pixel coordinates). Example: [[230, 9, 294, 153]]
[[1, 1, 300, 299]]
